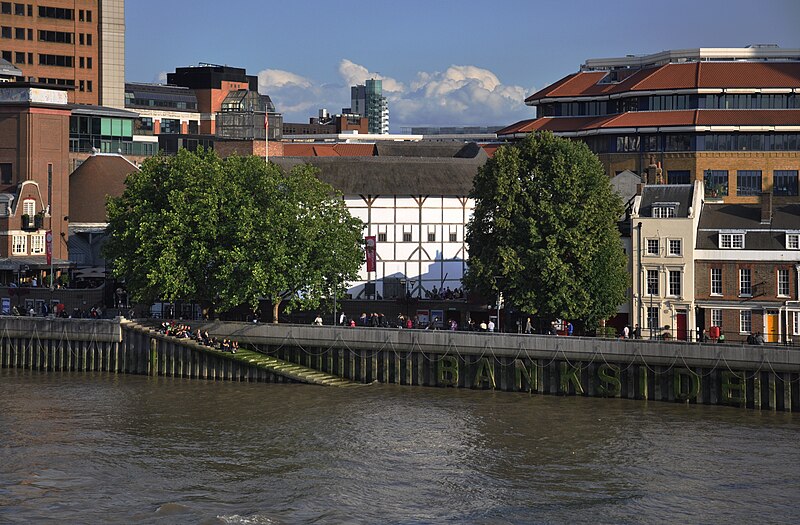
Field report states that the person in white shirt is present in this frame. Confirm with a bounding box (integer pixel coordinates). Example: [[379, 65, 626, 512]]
[[487, 320, 495, 332]]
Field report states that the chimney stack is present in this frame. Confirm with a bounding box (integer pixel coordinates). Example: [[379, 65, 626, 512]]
[[760, 191, 773, 224]]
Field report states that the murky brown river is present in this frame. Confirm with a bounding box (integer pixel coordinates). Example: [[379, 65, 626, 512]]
[[0, 369, 798, 524]]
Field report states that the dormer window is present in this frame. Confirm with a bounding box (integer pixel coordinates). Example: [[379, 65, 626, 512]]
[[720, 232, 745, 249], [787, 232, 800, 250], [652, 202, 677, 218]]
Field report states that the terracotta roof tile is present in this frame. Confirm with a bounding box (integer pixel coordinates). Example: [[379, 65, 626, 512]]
[[696, 109, 800, 126]]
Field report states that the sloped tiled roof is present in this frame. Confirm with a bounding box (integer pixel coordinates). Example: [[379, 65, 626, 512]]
[[639, 185, 694, 218], [696, 203, 800, 250], [526, 62, 800, 102]]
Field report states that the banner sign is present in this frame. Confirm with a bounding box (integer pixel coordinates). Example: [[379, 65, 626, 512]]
[[46, 230, 53, 266], [365, 236, 376, 273]]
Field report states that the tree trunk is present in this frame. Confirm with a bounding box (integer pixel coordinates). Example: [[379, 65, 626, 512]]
[[272, 299, 281, 324]]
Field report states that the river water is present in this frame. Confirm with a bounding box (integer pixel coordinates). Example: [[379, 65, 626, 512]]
[[0, 370, 798, 524]]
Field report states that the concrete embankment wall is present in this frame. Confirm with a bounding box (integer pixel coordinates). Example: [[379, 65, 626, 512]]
[[2, 317, 800, 411], [194, 322, 800, 411], [0, 317, 292, 383]]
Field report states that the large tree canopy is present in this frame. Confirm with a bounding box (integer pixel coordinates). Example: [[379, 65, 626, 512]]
[[464, 132, 627, 327], [104, 149, 364, 321]]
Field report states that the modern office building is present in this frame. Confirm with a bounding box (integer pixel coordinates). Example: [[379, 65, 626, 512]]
[[0, 0, 125, 107], [498, 46, 800, 204], [347, 79, 388, 134]]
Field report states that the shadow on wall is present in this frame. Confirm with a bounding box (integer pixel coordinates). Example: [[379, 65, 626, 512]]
[[349, 254, 466, 300]]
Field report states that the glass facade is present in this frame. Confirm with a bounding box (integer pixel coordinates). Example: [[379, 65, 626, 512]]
[[69, 115, 136, 154]]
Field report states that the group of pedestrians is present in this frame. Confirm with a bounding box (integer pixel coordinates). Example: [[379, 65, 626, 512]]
[[159, 321, 239, 353]]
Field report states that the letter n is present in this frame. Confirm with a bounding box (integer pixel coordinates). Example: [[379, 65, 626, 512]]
[[559, 362, 584, 395], [438, 355, 459, 387], [514, 359, 538, 392], [473, 357, 496, 389], [598, 364, 621, 397], [721, 371, 746, 407]]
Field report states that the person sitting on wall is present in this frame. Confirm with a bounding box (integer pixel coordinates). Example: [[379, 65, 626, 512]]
[[313, 314, 323, 326], [747, 332, 756, 345]]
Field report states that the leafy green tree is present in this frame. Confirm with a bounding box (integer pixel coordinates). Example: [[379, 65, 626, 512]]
[[464, 132, 628, 327], [104, 149, 364, 321]]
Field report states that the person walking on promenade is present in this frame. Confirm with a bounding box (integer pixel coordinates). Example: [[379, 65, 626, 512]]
[[525, 317, 532, 334], [634, 324, 641, 339], [488, 320, 495, 333], [567, 321, 574, 336], [623, 325, 630, 339]]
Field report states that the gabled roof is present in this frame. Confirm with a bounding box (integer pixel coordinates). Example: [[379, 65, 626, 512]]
[[69, 154, 139, 224], [526, 62, 800, 103]]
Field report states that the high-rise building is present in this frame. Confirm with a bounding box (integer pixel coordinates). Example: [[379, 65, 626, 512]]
[[0, 0, 125, 107], [347, 79, 388, 134]]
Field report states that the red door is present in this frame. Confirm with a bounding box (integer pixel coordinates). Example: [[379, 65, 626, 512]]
[[676, 311, 687, 341]]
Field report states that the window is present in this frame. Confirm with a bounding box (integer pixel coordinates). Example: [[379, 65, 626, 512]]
[[668, 270, 681, 297], [647, 269, 659, 295], [652, 205, 676, 218], [78, 8, 83, 21], [12, 234, 26, 255], [86, 57, 91, 69], [14, 3, 23, 15], [403, 232, 412, 242], [86, 80, 92, 92], [79, 56, 84, 68], [668, 239, 682, 256], [86, 33, 91, 46], [449, 231, 457, 242], [704, 170, 728, 198], [737, 170, 762, 196], [0, 162, 11, 184], [647, 307, 659, 329], [38, 6, 74, 19], [377, 232, 386, 242], [1, 26, 9, 38], [79, 80, 84, 92], [79, 32, 84, 45], [38, 54, 74, 67], [15, 27, 24, 39], [667, 170, 691, 184], [160, 118, 180, 134], [646, 239, 659, 255], [739, 268, 752, 296], [30, 234, 44, 255], [711, 309, 723, 328], [773, 170, 798, 196], [86, 10, 91, 22], [711, 268, 722, 295], [739, 310, 752, 334], [22, 199, 35, 216], [778, 269, 790, 297], [14, 51, 23, 64], [1, 51, 9, 62], [788, 233, 800, 250], [795, 312, 800, 336], [0, 2, 10, 15], [427, 232, 436, 242], [720, 233, 744, 249]]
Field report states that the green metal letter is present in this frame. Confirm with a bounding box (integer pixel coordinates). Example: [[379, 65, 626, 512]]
[[598, 364, 621, 397], [559, 362, 584, 395], [514, 359, 538, 392], [673, 368, 700, 402], [473, 357, 496, 389], [721, 371, 747, 407], [438, 355, 459, 387]]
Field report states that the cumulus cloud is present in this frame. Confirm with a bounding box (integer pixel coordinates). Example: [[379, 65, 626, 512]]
[[256, 60, 532, 130]]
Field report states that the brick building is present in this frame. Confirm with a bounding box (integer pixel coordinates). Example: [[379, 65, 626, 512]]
[[498, 46, 800, 205], [0, 0, 125, 107], [694, 197, 800, 343]]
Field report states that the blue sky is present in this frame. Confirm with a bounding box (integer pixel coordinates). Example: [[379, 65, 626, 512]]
[[126, 0, 800, 131]]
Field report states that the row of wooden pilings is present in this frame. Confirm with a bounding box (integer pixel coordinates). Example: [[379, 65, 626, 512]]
[[1, 317, 799, 411]]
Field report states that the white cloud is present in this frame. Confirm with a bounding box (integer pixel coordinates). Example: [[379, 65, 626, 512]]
[[256, 60, 532, 130], [155, 71, 168, 84]]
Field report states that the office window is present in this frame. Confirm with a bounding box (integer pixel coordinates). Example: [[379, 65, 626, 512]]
[[26, 27, 30, 39], [646, 239, 659, 255], [14, 51, 23, 63], [79, 56, 84, 68], [86, 80, 92, 92], [1, 26, 9, 38], [711, 268, 722, 295], [79, 80, 84, 92], [86, 33, 91, 46], [711, 309, 723, 329], [739, 310, 752, 334], [26, 3, 30, 16], [704, 170, 728, 198], [773, 170, 798, 196], [667, 170, 691, 184], [668, 270, 681, 297], [78, 9, 83, 21], [79, 32, 84, 45], [12, 234, 26, 255], [668, 239, 681, 256], [160, 118, 180, 134], [737, 170, 762, 196], [0, 162, 11, 184], [86, 57, 91, 69], [1, 51, 10, 62], [778, 269, 790, 297], [14, 3, 23, 15], [86, 10, 91, 22], [30, 234, 44, 254], [0, 2, 10, 15], [720, 233, 744, 249], [788, 233, 800, 250], [15, 27, 24, 39], [38, 6, 74, 19], [647, 269, 659, 295], [739, 268, 752, 296], [647, 307, 659, 330]]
